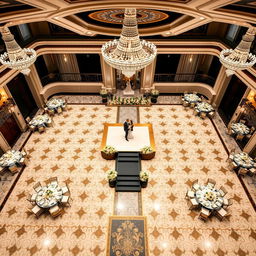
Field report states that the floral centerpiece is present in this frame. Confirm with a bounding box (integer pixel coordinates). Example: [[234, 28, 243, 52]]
[[140, 171, 149, 188], [101, 145, 117, 160], [107, 170, 118, 187], [140, 146, 155, 160], [204, 191, 215, 201], [100, 88, 108, 103], [107, 96, 150, 106], [150, 89, 159, 103]]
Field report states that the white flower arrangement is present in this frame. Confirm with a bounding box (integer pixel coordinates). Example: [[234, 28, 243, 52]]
[[107, 170, 118, 181], [151, 89, 159, 96], [141, 146, 154, 154], [102, 145, 117, 155], [140, 171, 149, 181], [100, 89, 108, 96], [107, 96, 150, 106]]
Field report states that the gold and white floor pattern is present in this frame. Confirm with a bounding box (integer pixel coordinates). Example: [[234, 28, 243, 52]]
[[140, 105, 256, 256], [0, 105, 116, 256]]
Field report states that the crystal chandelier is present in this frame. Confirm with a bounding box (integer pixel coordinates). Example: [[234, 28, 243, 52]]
[[219, 27, 256, 76], [101, 8, 157, 78], [0, 27, 37, 75]]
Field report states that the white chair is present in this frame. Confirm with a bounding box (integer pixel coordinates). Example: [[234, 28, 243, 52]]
[[46, 119, 53, 127], [223, 198, 233, 208], [200, 112, 207, 119], [49, 205, 63, 218], [61, 186, 69, 194], [57, 107, 62, 114], [188, 198, 199, 210], [19, 157, 29, 166], [206, 178, 216, 188], [31, 205, 44, 218], [199, 208, 211, 221], [219, 186, 228, 196], [38, 126, 46, 133], [238, 168, 248, 176], [192, 179, 200, 191], [62, 104, 67, 111], [29, 125, 36, 132], [9, 165, 19, 174], [208, 111, 215, 119], [185, 190, 195, 199], [33, 182, 42, 192], [182, 101, 189, 107], [47, 109, 55, 116], [215, 207, 230, 221], [27, 193, 37, 203], [61, 195, 70, 206]]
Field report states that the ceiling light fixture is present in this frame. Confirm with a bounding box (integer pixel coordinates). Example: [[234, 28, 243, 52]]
[[0, 26, 37, 75], [219, 27, 256, 76], [101, 8, 157, 78]]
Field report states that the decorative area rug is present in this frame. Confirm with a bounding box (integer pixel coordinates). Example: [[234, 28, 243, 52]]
[[101, 123, 155, 152], [0, 105, 117, 255], [107, 216, 148, 256], [140, 105, 256, 256]]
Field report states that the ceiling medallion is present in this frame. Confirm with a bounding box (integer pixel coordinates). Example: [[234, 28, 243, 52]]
[[101, 8, 157, 78], [0, 26, 37, 75], [219, 27, 256, 76]]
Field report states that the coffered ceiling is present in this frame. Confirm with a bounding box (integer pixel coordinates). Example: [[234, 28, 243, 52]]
[[0, 0, 255, 36]]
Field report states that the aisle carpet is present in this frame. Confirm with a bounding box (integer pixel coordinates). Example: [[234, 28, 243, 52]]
[[140, 105, 256, 256], [0, 105, 117, 256], [107, 216, 148, 256]]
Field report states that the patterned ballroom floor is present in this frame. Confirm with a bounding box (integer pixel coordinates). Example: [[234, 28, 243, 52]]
[[0, 104, 255, 256], [140, 105, 256, 256], [0, 105, 116, 256]]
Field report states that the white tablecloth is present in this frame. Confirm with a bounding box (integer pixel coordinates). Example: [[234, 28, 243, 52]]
[[0, 150, 24, 167], [46, 98, 65, 111], [29, 114, 51, 127], [231, 123, 250, 135], [195, 102, 214, 113], [233, 152, 255, 169], [183, 93, 201, 103]]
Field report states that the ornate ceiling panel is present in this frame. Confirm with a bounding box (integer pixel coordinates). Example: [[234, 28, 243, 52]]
[[0, 0, 35, 13], [77, 9, 182, 29]]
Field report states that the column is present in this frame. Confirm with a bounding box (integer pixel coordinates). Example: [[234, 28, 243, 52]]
[[212, 66, 232, 107], [0, 132, 10, 151], [100, 55, 116, 92], [244, 132, 256, 154], [141, 58, 156, 93], [25, 64, 44, 107]]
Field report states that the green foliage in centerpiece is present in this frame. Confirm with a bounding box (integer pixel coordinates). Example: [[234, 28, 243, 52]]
[[139, 171, 149, 181], [102, 145, 117, 155], [108, 96, 150, 106], [107, 170, 118, 181]]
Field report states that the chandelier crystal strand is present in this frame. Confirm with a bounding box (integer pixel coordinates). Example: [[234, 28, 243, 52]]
[[101, 8, 157, 78], [219, 27, 256, 76], [0, 27, 37, 75]]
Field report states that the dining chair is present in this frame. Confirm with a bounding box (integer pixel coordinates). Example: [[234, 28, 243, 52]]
[[27, 193, 37, 203], [236, 134, 244, 141], [200, 112, 207, 119], [25, 116, 31, 123], [190, 102, 196, 108], [248, 168, 256, 176], [39, 126, 46, 133], [188, 198, 199, 210], [215, 207, 229, 221], [219, 186, 228, 196], [238, 168, 248, 176], [182, 101, 189, 107], [9, 165, 19, 174], [62, 104, 67, 111], [33, 182, 42, 192], [192, 179, 200, 191], [208, 111, 215, 119], [46, 119, 53, 127], [61, 195, 71, 206], [206, 178, 216, 188], [31, 205, 44, 218], [57, 107, 63, 114], [19, 157, 29, 166], [49, 205, 63, 218], [61, 185, 69, 194], [29, 125, 36, 132], [198, 208, 211, 221], [223, 198, 233, 208], [185, 190, 195, 199], [47, 109, 55, 116]]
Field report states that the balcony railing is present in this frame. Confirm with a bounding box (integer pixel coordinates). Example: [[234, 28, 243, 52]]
[[41, 73, 102, 86], [154, 73, 216, 86]]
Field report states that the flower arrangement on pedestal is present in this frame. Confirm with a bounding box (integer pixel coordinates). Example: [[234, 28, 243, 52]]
[[100, 89, 108, 103], [139, 171, 149, 188], [107, 96, 150, 106], [140, 146, 155, 160], [107, 170, 118, 187], [101, 145, 117, 160], [150, 89, 159, 103]]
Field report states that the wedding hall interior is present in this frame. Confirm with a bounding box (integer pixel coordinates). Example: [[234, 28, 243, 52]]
[[0, 0, 256, 256]]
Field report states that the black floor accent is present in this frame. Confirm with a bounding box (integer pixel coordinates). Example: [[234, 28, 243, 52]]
[[115, 152, 141, 192]]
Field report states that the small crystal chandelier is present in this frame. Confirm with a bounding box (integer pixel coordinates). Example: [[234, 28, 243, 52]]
[[101, 8, 157, 78], [0, 26, 37, 75], [219, 27, 256, 76]]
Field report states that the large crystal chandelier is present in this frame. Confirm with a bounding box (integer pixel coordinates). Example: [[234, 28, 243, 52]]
[[0, 27, 37, 75], [219, 27, 256, 76], [101, 8, 157, 78]]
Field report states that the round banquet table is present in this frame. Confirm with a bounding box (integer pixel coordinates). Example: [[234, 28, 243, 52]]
[[183, 93, 201, 103], [195, 185, 224, 210], [0, 150, 24, 167], [195, 102, 214, 113], [29, 114, 51, 128], [46, 98, 65, 111], [35, 183, 63, 209], [232, 152, 255, 169], [231, 123, 250, 135]]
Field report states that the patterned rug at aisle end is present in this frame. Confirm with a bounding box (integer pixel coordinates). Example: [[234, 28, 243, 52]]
[[107, 216, 148, 256]]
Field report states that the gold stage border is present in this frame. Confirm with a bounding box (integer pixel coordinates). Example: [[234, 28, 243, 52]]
[[100, 123, 156, 151], [106, 215, 149, 256]]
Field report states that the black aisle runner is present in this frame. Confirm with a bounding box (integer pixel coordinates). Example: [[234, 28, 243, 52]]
[[115, 152, 141, 192]]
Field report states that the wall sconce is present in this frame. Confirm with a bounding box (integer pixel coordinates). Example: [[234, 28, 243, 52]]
[[63, 55, 67, 63]]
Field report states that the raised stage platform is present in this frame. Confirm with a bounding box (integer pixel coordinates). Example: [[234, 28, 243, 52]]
[[101, 123, 155, 152]]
